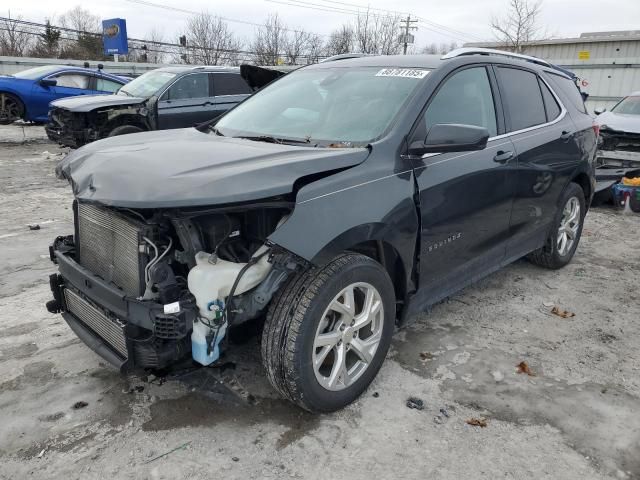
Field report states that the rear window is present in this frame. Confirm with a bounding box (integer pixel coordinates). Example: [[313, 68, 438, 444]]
[[539, 79, 562, 121], [497, 67, 546, 132], [545, 72, 587, 114], [213, 73, 251, 96]]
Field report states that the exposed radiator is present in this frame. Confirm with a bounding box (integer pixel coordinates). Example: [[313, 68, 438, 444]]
[[77, 203, 143, 296], [64, 288, 128, 358]]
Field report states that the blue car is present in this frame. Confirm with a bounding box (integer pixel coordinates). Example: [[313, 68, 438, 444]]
[[0, 65, 130, 124]]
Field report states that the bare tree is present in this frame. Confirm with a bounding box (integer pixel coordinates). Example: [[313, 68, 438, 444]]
[[490, 0, 543, 52], [421, 43, 439, 54], [325, 24, 354, 56], [0, 16, 34, 56], [183, 12, 243, 65], [306, 34, 325, 64], [143, 27, 167, 64], [283, 29, 312, 65], [251, 14, 287, 65], [58, 6, 104, 60], [355, 10, 402, 55]]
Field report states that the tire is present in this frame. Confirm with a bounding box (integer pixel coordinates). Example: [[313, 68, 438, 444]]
[[108, 125, 144, 137], [0, 93, 25, 125], [528, 182, 586, 269], [262, 253, 395, 412]]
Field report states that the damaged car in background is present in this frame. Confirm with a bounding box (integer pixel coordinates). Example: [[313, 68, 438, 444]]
[[594, 92, 640, 193], [46, 65, 252, 147], [47, 50, 597, 412]]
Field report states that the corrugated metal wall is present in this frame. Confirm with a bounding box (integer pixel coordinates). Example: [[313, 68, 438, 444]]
[[467, 33, 640, 113], [520, 39, 640, 112]]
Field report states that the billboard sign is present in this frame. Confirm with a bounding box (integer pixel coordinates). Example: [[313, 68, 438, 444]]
[[102, 18, 128, 55]]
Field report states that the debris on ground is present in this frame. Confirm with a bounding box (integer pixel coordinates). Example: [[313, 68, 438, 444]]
[[516, 361, 536, 376], [466, 417, 488, 428], [419, 351, 433, 361], [433, 415, 445, 424], [144, 442, 191, 464], [232, 456, 240, 462], [491, 370, 504, 382], [372, 391, 379, 398], [72, 401, 88, 409], [439, 408, 450, 418], [551, 306, 575, 318], [36, 447, 47, 458], [28, 224, 40, 231], [406, 397, 424, 410]]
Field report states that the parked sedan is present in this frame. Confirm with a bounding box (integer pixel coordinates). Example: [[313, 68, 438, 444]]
[[0, 65, 129, 124], [46, 66, 252, 147]]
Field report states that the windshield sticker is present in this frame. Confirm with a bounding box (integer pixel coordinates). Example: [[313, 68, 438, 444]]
[[375, 68, 429, 79]]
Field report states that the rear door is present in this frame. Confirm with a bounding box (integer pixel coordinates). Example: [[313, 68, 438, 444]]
[[410, 65, 517, 302], [495, 66, 584, 260], [156, 73, 216, 129], [212, 72, 252, 118]]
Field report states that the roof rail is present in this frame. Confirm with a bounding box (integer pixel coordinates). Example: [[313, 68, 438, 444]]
[[442, 47, 552, 68]]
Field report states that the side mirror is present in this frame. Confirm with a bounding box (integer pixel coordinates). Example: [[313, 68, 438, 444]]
[[39, 78, 57, 87], [594, 108, 605, 115], [409, 123, 490, 156]]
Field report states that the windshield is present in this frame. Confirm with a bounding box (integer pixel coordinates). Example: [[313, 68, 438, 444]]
[[118, 70, 177, 98], [13, 65, 62, 79], [215, 66, 429, 145], [612, 96, 640, 115]]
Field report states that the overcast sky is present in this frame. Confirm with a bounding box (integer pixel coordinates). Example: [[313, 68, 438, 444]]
[[5, 0, 640, 48]]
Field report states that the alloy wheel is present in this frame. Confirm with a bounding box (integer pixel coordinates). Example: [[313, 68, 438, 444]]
[[557, 196, 581, 256], [0, 94, 21, 123], [312, 282, 384, 391]]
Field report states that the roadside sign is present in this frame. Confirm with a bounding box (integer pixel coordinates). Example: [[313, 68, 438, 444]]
[[578, 50, 590, 60], [102, 18, 128, 56]]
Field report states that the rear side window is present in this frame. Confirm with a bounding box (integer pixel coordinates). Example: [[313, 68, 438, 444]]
[[497, 67, 546, 132], [96, 77, 122, 93], [545, 72, 587, 114], [539, 79, 561, 121], [213, 73, 252, 96], [166, 73, 209, 100], [423, 66, 497, 137]]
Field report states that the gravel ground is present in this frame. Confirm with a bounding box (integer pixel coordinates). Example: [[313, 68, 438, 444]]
[[0, 124, 638, 480]]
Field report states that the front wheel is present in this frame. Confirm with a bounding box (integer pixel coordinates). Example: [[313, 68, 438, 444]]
[[261, 253, 395, 412], [108, 125, 144, 137], [528, 182, 586, 269]]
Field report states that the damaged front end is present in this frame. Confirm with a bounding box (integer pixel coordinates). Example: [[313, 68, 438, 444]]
[[595, 116, 640, 193], [47, 201, 302, 371], [46, 98, 151, 148]]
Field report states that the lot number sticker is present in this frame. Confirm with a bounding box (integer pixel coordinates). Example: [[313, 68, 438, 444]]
[[376, 68, 429, 79]]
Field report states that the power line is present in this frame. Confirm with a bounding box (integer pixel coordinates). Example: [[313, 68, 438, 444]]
[[122, 0, 329, 37]]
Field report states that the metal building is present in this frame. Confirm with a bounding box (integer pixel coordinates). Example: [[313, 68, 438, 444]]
[[465, 30, 640, 113]]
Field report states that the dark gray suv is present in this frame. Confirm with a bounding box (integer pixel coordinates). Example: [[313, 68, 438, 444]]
[[47, 49, 597, 412], [46, 65, 252, 147]]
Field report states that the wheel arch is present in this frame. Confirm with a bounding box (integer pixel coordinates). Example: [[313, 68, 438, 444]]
[[570, 171, 593, 208], [0, 89, 27, 118]]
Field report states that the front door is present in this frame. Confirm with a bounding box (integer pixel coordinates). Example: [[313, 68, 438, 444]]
[[409, 65, 516, 304], [157, 73, 217, 129]]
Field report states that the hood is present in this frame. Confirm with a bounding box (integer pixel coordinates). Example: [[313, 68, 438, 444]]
[[596, 111, 640, 134], [56, 128, 370, 208], [50, 94, 146, 112]]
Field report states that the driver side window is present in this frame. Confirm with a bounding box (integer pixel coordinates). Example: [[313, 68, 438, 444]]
[[422, 67, 497, 138]]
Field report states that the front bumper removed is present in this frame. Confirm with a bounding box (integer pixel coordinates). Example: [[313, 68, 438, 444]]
[[47, 241, 195, 371]]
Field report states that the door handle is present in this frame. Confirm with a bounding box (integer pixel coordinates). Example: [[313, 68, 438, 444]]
[[561, 130, 573, 140], [493, 150, 514, 163]]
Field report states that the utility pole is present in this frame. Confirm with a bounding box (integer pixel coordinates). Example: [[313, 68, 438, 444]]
[[401, 15, 419, 55]]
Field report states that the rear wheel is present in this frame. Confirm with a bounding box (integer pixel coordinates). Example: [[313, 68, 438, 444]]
[[0, 93, 24, 125], [261, 253, 395, 412], [528, 182, 586, 269], [108, 125, 144, 137]]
